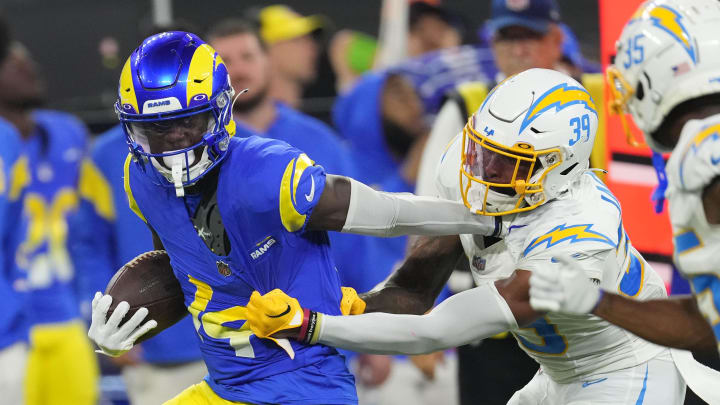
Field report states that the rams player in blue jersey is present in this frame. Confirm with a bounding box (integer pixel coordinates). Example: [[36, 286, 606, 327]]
[[0, 42, 99, 404], [86, 31, 503, 404], [0, 18, 30, 404], [0, 116, 29, 405]]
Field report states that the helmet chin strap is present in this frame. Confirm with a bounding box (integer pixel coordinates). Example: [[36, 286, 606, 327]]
[[159, 153, 193, 197]]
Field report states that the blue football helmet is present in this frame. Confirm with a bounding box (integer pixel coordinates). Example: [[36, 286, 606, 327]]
[[116, 31, 236, 196]]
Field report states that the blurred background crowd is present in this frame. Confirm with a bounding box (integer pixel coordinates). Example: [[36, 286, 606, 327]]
[[0, 0, 713, 404]]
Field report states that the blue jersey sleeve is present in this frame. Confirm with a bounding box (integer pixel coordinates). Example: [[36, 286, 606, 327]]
[[238, 139, 327, 233]]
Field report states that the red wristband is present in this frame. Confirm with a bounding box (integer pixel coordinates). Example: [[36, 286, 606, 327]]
[[297, 308, 311, 341]]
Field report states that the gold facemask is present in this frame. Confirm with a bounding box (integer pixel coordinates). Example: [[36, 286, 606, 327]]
[[459, 117, 563, 216], [606, 66, 647, 148]]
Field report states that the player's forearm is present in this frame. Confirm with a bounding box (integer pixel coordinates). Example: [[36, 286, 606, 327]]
[[361, 287, 430, 315], [593, 293, 716, 353], [362, 235, 463, 314], [341, 178, 503, 237], [319, 283, 516, 354]]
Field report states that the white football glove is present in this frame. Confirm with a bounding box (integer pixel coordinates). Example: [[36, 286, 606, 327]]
[[87, 292, 157, 357], [529, 255, 603, 314]]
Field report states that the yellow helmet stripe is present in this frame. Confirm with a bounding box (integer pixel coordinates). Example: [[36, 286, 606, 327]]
[[119, 57, 140, 114], [186, 44, 216, 107]]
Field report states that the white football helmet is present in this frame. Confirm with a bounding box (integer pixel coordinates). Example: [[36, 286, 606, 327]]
[[607, 0, 720, 152], [460, 68, 598, 216]]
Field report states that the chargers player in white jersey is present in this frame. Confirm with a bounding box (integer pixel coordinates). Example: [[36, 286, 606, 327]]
[[528, 0, 720, 360], [242, 68, 686, 404]]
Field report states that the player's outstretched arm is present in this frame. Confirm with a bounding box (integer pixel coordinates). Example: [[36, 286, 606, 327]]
[[307, 175, 503, 238], [529, 255, 717, 353], [245, 283, 518, 355], [593, 293, 716, 354], [361, 235, 465, 315]]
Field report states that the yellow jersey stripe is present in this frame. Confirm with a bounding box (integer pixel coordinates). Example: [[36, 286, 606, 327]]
[[122, 154, 146, 223], [78, 159, 116, 221], [9, 155, 30, 201]]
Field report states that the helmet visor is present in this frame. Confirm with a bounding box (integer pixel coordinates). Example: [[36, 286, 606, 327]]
[[126, 111, 215, 155], [463, 128, 537, 195]]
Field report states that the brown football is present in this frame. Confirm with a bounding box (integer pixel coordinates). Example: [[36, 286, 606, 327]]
[[105, 250, 188, 343]]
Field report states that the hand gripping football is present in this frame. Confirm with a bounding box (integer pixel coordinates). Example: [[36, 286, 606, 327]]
[[105, 250, 187, 343]]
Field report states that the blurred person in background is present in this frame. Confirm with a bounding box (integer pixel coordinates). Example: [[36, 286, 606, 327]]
[[406, 1, 463, 59], [330, 0, 464, 94], [206, 18, 377, 307], [0, 41, 98, 404], [257, 5, 323, 109], [69, 24, 208, 404], [487, 0, 563, 79], [0, 14, 31, 404], [555, 23, 601, 79], [412, 1, 607, 403], [331, 70, 429, 280]]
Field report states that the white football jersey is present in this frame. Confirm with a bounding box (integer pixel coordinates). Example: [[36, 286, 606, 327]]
[[435, 134, 668, 383], [665, 114, 720, 276]]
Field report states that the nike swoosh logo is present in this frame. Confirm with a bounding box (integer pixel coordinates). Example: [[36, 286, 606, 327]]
[[267, 304, 291, 318], [711, 155, 720, 165], [582, 378, 608, 388], [305, 174, 316, 202]]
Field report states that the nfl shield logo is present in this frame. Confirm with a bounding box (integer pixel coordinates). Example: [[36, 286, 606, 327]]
[[217, 261, 232, 277], [472, 255, 486, 271]]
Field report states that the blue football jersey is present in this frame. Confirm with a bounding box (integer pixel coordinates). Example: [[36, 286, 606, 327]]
[[0, 118, 29, 348], [234, 103, 379, 293], [15, 110, 87, 325], [124, 136, 356, 404]]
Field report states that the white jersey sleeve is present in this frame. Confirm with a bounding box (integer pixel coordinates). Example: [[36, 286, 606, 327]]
[[665, 115, 720, 276]]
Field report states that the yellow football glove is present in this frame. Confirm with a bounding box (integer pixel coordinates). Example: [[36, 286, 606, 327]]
[[246, 289, 323, 359], [340, 286, 366, 315]]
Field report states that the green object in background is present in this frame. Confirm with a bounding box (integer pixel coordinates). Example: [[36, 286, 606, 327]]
[[347, 32, 377, 74]]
